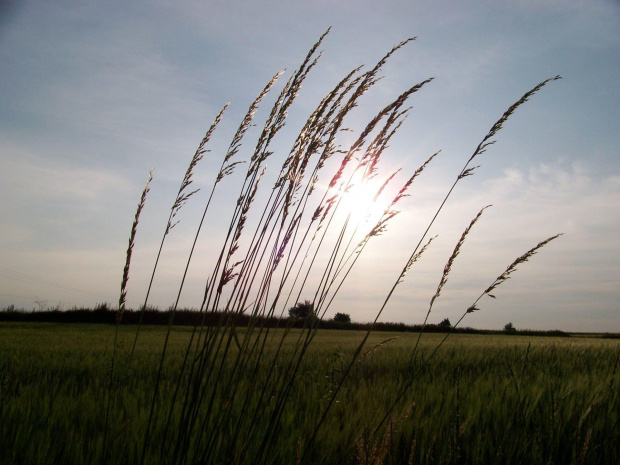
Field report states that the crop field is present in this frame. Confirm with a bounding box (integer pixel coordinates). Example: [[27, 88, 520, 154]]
[[1, 322, 619, 464]]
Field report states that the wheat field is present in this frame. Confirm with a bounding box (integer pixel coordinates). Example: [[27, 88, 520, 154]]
[[1, 323, 618, 464]]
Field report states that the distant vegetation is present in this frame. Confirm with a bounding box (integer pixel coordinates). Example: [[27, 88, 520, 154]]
[[0, 304, 573, 336]]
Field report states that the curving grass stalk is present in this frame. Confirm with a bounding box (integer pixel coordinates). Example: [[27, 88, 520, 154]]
[[300, 77, 562, 461]]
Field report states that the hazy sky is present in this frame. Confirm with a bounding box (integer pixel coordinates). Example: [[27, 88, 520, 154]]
[[1, 1, 619, 332]]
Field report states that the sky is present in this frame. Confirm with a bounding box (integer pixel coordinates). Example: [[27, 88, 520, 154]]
[[1, 0, 619, 332]]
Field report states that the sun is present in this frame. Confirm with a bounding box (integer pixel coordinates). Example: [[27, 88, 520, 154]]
[[338, 175, 388, 226]]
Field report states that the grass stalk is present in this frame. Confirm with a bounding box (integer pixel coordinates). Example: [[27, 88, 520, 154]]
[[113, 31, 564, 465]]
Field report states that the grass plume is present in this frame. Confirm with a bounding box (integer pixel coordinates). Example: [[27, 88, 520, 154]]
[[108, 31, 564, 465]]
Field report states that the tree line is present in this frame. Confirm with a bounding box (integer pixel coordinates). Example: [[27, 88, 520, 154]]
[[0, 303, 573, 336]]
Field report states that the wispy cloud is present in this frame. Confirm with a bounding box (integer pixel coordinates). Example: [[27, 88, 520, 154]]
[[0, 144, 131, 205]]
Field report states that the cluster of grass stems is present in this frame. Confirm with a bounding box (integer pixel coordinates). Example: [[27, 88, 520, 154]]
[[105, 31, 569, 464]]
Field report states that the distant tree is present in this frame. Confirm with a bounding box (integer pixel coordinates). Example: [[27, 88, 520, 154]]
[[95, 302, 111, 312], [33, 297, 47, 312], [333, 312, 351, 324], [438, 318, 451, 330], [503, 322, 517, 334], [288, 300, 315, 319]]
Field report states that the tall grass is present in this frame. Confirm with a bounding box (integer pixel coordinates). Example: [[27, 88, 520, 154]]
[[110, 31, 563, 464]]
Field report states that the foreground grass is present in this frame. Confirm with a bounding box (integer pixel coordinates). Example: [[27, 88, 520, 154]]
[[1, 323, 618, 464]]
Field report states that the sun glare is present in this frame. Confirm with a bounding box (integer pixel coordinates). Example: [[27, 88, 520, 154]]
[[338, 175, 389, 226]]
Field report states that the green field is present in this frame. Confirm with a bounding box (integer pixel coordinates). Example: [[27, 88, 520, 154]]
[[1, 323, 619, 464]]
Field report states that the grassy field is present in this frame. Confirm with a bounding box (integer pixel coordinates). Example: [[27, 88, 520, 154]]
[[1, 322, 619, 464]]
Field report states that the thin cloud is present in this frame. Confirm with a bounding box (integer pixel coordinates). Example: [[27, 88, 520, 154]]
[[0, 147, 131, 204]]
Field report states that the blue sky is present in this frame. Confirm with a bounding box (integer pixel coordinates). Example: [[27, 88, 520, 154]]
[[1, 1, 619, 332]]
